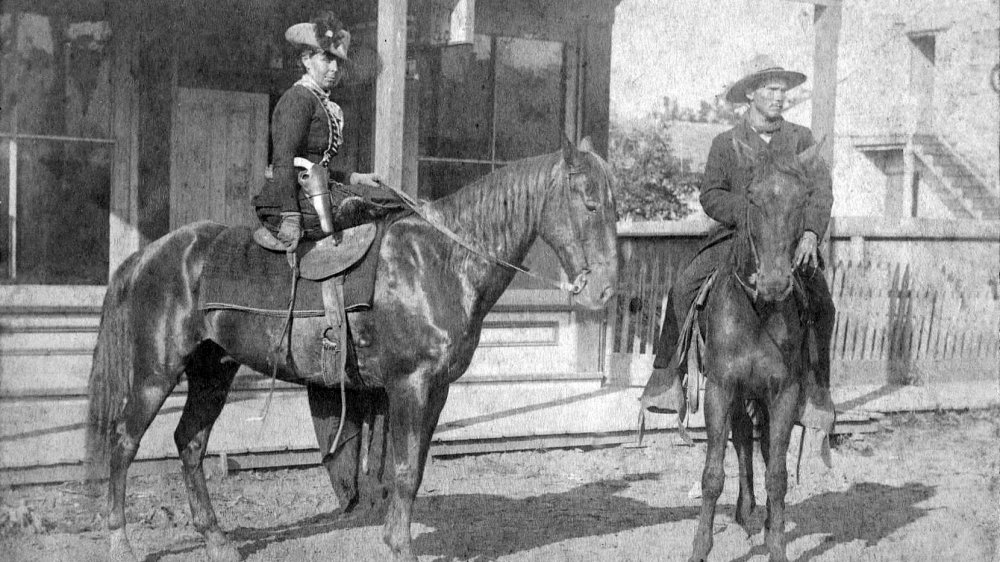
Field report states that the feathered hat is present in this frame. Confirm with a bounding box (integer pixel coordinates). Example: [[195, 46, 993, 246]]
[[284, 12, 351, 60]]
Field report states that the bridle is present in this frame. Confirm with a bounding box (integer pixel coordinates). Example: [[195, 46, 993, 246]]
[[733, 200, 761, 303], [733, 195, 806, 306]]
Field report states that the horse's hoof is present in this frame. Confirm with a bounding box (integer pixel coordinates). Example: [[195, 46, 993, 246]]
[[206, 540, 242, 562], [109, 528, 139, 562]]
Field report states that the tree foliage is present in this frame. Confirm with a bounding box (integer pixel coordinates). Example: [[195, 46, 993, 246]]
[[661, 95, 740, 125], [609, 104, 702, 221]]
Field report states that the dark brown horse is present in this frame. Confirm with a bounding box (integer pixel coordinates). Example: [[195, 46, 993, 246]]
[[688, 141, 827, 562], [86, 139, 617, 562]]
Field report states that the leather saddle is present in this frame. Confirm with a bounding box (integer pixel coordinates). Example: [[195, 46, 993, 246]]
[[251, 222, 377, 388], [253, 223, 377, 281]]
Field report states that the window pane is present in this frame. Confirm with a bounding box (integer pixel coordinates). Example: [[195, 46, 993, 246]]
[[418, 161, 492, 201], [494, 38, 564, 161], [5, 140, 110, 284], [0, 10, 112, 137], [418, 35, 493, 160]]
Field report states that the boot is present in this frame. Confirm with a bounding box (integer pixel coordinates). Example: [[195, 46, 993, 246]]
[[640, 367, 686, 415], [799, 370, 835, 434]]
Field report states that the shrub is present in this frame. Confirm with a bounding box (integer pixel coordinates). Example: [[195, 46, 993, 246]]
[[609, 110, 702, 221]]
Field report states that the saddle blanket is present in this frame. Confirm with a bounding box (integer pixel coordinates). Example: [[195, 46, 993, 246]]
[[199, 224, 387, 317]]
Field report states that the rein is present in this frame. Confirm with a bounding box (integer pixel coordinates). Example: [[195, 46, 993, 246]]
[[732, 201, 761, 303], [375, 175, 589, 295]]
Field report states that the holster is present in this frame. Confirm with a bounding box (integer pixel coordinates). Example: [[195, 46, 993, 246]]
[[297, 159, 337, 235]]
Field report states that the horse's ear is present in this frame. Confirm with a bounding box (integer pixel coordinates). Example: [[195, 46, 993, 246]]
[[731, 137, 759, 168], [797, 136, 827, 168], [562, 134, 581, 166], [578, 136, 595, 154]]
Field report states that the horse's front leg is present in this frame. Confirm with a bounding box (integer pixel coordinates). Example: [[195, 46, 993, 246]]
[[732, 400, 757, 533], [689, 378, 734, 562], [383, 376, 450, 562], [763, 382, 800, 562]]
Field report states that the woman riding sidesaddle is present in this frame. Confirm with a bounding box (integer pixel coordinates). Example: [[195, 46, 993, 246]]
[[253, 12, 402, 253]]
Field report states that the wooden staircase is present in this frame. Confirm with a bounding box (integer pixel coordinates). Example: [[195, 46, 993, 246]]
[[911, 134, 1000, 220]]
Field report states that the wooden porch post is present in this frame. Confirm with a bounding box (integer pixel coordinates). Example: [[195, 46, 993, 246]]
[[375, 0, 408, 193], [810, 0, 842, 166], [108, 0, 142, 272]]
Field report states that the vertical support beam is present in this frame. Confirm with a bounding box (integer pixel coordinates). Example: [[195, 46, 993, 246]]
[[401, 61, 420, 193], [811, 2, 841, 166], [902, 143, 916, 218], [581, 15, 614, 157], [375, 0, 408, 194], [578, 6, 617, 379], [108, 0, 141, 275], [7, 109, 17, 279], [811, 2, 841, 262]]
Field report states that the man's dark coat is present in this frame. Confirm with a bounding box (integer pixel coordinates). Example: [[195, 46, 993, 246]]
[[699, 118, 833, 251]]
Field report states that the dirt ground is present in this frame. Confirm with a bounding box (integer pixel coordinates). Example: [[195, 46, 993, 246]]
[[2, 409, 998, 562]]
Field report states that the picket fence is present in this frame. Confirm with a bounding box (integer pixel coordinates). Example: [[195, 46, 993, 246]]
[[608, 241, 1000, 389]]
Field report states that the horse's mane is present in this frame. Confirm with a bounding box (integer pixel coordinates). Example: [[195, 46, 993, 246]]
[[431, 151, 564, 258]]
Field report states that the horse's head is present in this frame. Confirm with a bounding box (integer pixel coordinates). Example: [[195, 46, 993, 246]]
[[537, 137, 618, 310], [734, 138, 828, 303]]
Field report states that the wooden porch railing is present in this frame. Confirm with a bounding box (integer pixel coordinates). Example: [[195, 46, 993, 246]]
[[608, 217, 1000, 390]]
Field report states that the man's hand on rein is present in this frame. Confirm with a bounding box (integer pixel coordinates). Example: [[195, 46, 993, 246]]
[[794, 230, 819, 270]]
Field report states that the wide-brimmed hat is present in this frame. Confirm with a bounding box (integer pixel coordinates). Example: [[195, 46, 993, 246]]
[[285, 15, 351, 61], [724, 55, 806, 104]]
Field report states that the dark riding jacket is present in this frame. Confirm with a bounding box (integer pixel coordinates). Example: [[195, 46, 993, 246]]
[[650, 117, 837, 373], [252, 82, 353, 216], [700, 118, 833, 251]]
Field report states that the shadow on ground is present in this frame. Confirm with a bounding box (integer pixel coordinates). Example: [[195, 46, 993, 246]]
[[730, 481, 935, 562], [144, 477, 934, 562]]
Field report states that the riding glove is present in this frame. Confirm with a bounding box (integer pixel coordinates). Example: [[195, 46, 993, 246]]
[[276, 212, 303, 251]]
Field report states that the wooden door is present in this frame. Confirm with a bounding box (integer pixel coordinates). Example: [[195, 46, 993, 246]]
[[169, 88, 268, 228]]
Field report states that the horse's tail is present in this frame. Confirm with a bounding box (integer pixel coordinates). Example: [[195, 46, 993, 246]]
[[84, 251, 142, 481]]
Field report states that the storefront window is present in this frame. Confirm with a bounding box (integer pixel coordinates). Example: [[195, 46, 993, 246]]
[[417, 34, 566, 200], [0, 5, 112, 284]]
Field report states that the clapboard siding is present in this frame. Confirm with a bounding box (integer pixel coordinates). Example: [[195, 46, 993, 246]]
[[0, 295, 605, 473]]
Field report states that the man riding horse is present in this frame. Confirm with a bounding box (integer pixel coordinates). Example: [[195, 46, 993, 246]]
[[641, 55, 836, 430], [252, 11, 401, 252]]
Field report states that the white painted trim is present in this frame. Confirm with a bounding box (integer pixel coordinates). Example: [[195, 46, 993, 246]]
[[0, 285, 106, 310]]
